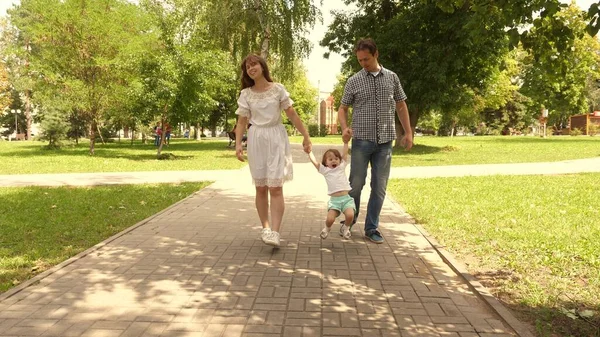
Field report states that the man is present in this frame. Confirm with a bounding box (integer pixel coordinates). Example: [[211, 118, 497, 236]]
[[338, 38, 413, 244]]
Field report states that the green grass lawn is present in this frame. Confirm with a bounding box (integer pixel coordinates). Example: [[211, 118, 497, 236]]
[[0, 182, 210, 293], [2, 136, 599, 175], [0, 138, 244, 175], [293, 135, 600, 167], [388, 173, 600, 336], [391, 136, 600, 167]]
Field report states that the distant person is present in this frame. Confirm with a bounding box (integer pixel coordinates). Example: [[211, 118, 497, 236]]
[[153, 124, 161, 146], [338, 38, 413, 244], [307, 139, 355, 240], [164, 123, 172, 145], [234, 54, 312, 247]]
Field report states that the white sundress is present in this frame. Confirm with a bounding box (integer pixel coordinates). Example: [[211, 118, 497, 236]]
[[235, 83, 294, 187]]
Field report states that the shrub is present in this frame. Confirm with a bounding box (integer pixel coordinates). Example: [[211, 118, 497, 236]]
[[320, 124, 328, 136], [570, 128, 583, 136], [308, 124, 319, 137], [39, 109, 69, 149]]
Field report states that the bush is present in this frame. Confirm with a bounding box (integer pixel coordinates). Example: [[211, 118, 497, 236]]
[[588, 124, 599, 136], [308, 124, 319, 137], [285, 124, 296, 136], [39, 109, 69, 149], [320, 124, 329, 137], [570, 128, 583, 136], [308, 124, 329, 137]]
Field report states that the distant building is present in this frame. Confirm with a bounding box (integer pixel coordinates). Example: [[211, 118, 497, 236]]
[[319, 95, 338, 134]]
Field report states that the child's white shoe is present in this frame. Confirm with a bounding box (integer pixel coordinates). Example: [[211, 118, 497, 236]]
[[264, 231, 280, 247], [342, 227, 351, 240], [261, 228, 271, 243], [320, 227, 330, 239]]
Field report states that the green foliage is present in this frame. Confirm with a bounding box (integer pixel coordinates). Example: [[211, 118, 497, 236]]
[[322, 0, 508, 128], [320, 124, 328, 136], [202, 0, 321, 78], [8, 0, 153, 154], [39, 108, 69, 149], [278, 61, 318, 125], [570, 127, 583, 136], [520, 4, 600, 128], [306, 124, 328, 137]]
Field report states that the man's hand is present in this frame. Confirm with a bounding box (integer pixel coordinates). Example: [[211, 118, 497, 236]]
[[302, 136, 312, 153], [400, 133, 413, 151], [342, 127, 353, 143], [235, 144, 245, 162]]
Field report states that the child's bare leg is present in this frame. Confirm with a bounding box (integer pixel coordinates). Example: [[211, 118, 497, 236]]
[[321, 210, 339, 239], [341, 208, 355, 239], [343, 208, 354, 228]]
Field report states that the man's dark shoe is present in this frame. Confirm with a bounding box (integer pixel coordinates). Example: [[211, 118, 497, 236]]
[[366, 230, 384, 244]]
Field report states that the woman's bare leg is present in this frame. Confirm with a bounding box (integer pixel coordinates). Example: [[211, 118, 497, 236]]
[[269, 187, 284, 232], [255, 186, 269, 229]]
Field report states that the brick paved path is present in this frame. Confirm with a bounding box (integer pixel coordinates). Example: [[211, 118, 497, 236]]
[[0, 147, 518, 337]]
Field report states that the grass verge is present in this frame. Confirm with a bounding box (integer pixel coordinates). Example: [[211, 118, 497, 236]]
[[0, 139, 243, 175], [388, 173, 600, 337], [0, 182, 210, 293]]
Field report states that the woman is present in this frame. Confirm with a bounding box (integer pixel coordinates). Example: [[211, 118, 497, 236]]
[[235, 54, 311, 247]]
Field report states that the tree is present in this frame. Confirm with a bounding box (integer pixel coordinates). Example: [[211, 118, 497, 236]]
[[520, 3, 600, 128], [0, 60, 10, 113], [202, 0, 321, 77], [278, 61, 318, 126], [138, 0, 237, 154], [321, 0, 507, 145], [8, 0, 151, 154]]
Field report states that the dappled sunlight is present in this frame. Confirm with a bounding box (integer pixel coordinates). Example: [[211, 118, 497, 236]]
[[0, 152, 518, 336]]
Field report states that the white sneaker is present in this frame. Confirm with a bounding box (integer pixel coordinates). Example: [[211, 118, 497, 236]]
[[320, 227, 330, 239], [339, 223, 348, 237], [342, 227, 351, 240], [264, 231, 280, 247], [261, 228, 271, 243]]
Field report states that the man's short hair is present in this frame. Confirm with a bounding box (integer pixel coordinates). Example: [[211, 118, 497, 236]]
[[354, 38, 377, 55]]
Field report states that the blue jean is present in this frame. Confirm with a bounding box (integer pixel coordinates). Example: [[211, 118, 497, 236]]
[[349, 139, 392, 235]]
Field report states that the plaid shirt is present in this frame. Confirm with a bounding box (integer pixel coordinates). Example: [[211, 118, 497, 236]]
[[341, 66, 407, 144]]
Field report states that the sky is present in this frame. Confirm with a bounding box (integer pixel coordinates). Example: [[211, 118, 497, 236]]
[[0, 0, 596, 95]]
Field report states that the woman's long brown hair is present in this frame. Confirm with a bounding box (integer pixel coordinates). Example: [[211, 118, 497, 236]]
[[240, 54, 273, 89]]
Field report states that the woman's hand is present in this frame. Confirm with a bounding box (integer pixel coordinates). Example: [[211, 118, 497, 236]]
[[342, 127, 353, 143], [302, 136, 312, 154], [236, 144, 245, 162]]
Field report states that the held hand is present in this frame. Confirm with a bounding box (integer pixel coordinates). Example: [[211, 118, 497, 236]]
[[302, 137, 312, 154], [235, 144, 245, 162], [342, 127, 353, 143], [400, 133, 414, 151]]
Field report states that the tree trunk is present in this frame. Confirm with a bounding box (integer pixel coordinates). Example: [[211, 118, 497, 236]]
[[254, 0, 270, 59], [157, 106, 168, 157], [89, 120, 97, 155], [25, 90, 31, 140], [25, 40, 32, 140], [195, 123, 201, 140], [96, 123, 105, 145]]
